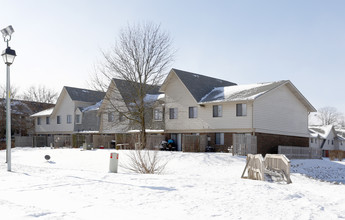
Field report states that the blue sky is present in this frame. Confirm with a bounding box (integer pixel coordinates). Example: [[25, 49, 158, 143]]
[[0, 0, 344, 114]]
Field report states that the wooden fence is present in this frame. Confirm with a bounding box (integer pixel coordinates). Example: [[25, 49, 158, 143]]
[[278, 146, 322, 159], [182, 135, 207, 152], [146, 135, 165, 150], [15, 136, 54, 147], [233, 134, 257, 156]]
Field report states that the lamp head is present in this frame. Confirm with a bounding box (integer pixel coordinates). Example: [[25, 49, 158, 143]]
[[1, 25, 14, 41], [1, 47, 16, 65]]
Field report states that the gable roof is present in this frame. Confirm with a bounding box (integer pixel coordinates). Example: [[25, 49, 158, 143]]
[[200, 81, 287, 103], [198, 80, 316, 112], [309, 125, 335, 139], [64, 86, 105, 103], [160, 68, 237, 102]]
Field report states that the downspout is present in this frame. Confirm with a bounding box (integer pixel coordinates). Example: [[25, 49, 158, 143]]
[[252, 101, 255, 136]]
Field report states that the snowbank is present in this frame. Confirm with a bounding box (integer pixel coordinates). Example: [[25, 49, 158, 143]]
[[1, 148, 345, 219]]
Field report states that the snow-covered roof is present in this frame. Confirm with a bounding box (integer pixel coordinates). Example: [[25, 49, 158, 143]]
[[80, 100, 103, 112], [309, 125, 334, 139], [30, 107, 54, 117], [199, 81, 287, 103], [143, 94, 165, 103], [127, 129, 164, 133]]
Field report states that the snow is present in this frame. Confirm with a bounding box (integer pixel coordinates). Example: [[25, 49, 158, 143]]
[[1, 148, 345, 219], [30, 108, 54, 117], [143, 94, 165, 103], [127, 129, 164, 133], [199, 81, 280, 103], [309, 125, 334, 139], [82, 100, 103, 112]]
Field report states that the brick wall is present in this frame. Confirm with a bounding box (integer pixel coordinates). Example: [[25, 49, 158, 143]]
[[256, 132, 309, 155]]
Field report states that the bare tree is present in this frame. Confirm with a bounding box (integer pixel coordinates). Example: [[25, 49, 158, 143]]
[[21, 85, 58, 104], [0, 84, 19, 99], [121, 150, 168, 174], [98, 22, 174, 149], [317, 106, 343, 126]]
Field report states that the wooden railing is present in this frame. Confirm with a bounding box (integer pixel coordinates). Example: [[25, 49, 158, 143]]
[[242, 154, 292, 184], [264, 154, 292, 184], [241, 154, 264, 181]]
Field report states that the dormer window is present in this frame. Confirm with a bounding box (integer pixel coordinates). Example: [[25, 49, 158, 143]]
[[75, 114, 81, 124]]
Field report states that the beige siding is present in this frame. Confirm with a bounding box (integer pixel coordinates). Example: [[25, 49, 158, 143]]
[[253, 85, 309, 137], [164, 74, 252, 133], [99, 82, 130, 133]]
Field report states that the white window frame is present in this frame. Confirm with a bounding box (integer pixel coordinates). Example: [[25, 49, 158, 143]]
[[108, 112, 115, 122], [57, 115, 61, 124], [189, 106, 198, 119], [153, 108, 163, 121], [169, 108, 178, 119], [67, 115, 72, 124], [213, 105, 222, 117], [236, 103, 247, 116], [75, 114, 81, 124], [37, 117, 41, 125], [46, 117, 50, 125], [215, 133, 224, 145]]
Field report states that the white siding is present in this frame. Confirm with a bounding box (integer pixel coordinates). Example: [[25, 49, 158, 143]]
[[35, 90, 75, 134], [253, 85, 309, 137]]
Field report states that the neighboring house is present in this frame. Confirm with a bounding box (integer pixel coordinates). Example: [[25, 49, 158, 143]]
[[98, 78, 164, 137], [159, 68, 316, 154], [309, 125, 344, 156], [31, 86, 105, 138], [0, 98, 54, 138]]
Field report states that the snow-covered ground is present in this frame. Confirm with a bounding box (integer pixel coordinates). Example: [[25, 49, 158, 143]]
[[1, 148, 345, 220]]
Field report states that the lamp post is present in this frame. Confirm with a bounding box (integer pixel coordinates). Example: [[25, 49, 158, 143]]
[[1, 25, 16, 172]]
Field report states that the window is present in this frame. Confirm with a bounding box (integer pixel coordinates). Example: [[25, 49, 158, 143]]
[[213, 105, 222, 117], [154, 108, 163, 121], [332, 140, 334, 145], [46, 117, 50, 125], [67, 115, 72, 124], [75, 114, 81, 124], [57, 116, 61, 124], [310, 138, 313, 143], [108, 112, 115, 122], [169, 108, 178, 119], [119, 113, 125, 122], [236, 103, 247, 116], [37, 117, 41, 125], [189, 107, 197, 118], [215, 133, 224, 145]]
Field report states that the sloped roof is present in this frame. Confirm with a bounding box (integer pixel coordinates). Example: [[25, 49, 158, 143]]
[[112, 78, 161, 105], [80, 100, 103, 112], [309, 125, 335, 139], [31, 107, 54, 117], [1, 98, 55, 117], [200, 81, 287, 103], [164, 69, 237, 102], [64, 86, 105, 103]]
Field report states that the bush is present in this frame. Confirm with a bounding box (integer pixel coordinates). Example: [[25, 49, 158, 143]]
[[121, 149, 168, 174], [329, 150, 345, 161]]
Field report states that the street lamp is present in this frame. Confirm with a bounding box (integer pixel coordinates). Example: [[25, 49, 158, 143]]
[[1, 25, 16, 171]]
